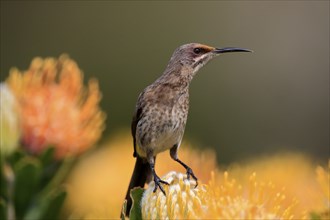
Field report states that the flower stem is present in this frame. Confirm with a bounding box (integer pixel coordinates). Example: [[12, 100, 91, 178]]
[[3, 162, 16, 220]]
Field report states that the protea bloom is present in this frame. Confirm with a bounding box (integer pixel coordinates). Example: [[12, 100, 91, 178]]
[[6, 55, 105, 158], [313, 161, 330, 219], [141, 171, 300, 220]]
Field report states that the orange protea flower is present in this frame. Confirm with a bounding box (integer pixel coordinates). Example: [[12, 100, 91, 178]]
[[141, 171, 299, 220], [6, 55, 105, 158]]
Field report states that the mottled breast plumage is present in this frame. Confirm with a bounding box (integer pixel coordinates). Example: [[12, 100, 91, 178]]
[[133, 82, 189, 158]]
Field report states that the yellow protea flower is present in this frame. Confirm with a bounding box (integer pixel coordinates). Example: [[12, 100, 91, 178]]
[[6, 55, 105, 158], [316, 161, 330, 205], [64, 131, 327, 219], [0, 83, 21, 157], [141, 171, 203, 219], [312, 161, 330, 219], [227, 153, 327, 216], [141, 171, 299, 220]]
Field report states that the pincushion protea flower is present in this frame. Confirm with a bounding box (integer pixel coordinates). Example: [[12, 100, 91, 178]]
[[6, 55, 105, 158], [313, 161, 330, 219], [141, 171, 204, 219], [316, 161, 330, 206], [141, 171, 300, 220]]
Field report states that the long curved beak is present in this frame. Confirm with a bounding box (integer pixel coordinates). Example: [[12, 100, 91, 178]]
[[213, 47, 253, 54]]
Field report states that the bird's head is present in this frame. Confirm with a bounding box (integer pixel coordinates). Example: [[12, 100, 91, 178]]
[[168, 43, 252, 74]]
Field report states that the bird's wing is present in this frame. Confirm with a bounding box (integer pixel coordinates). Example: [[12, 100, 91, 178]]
[[131, 91, 147, 158], [131, 105, 142, 158]]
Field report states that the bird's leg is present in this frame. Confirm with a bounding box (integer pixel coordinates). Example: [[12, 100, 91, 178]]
[[170, 144, 198, 187], [147, 154, 169, 195]]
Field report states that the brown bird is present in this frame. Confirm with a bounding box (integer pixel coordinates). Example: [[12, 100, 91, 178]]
[[125, 43, 252, 216]]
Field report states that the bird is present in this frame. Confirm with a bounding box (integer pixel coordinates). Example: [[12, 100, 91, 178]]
[[125, 43, 252, 216]]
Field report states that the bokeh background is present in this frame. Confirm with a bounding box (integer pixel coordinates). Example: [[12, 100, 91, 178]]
[[1, 1, 329, 164]]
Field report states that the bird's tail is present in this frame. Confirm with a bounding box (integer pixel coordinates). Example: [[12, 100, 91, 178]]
[[125, 156, 152, 217]]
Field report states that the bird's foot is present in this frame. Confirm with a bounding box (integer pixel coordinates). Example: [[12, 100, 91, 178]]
[[153, 175, 169, 195], [186, 167, 198, 188]]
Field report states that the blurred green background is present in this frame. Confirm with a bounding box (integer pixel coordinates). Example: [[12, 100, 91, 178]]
[[1, 1, 329, 163]]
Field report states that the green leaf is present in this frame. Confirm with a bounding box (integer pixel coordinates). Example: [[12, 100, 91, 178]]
[[0, 164, 7, 199], [309, 212, 322, 220], [24, 188, 67, 220], [14, 157, 42, 219], [121, 200, 127, 220], [40, 147, 55, 167], [0, 198, 7, 220], [129, 188, 144, 220], [42, 189, 67, 220], [38, 147, 62, 189], [7, 149, 25, 165], [1, 150, 24, 199]]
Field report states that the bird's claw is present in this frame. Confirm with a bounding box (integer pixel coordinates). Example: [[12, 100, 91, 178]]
[[186, 167, 198, 188], [153, 175, 169, 195]]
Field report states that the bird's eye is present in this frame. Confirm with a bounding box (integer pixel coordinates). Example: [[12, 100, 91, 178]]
[[193, 48, 202, 54]]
